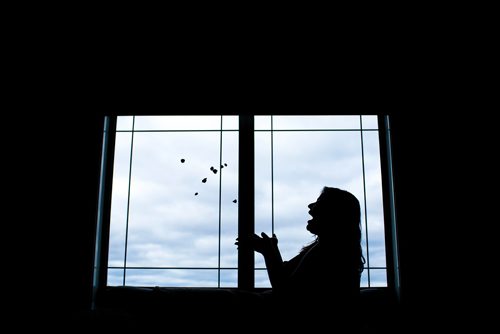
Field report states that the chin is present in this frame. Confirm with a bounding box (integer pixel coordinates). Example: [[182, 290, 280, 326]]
[[307, 225, 318, 234]]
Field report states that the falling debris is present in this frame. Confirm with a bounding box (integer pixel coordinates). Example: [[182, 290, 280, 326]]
[[233, 199, 237, 203], [178, 160, 232, 199]]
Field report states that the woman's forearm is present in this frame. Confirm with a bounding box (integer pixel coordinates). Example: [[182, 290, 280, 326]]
[[263, 246, 285, 289]]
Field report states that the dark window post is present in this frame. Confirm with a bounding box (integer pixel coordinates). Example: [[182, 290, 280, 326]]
[[92, 115, 116, 308], [238, 115, 255, 290], [378, 115, 400, 299]]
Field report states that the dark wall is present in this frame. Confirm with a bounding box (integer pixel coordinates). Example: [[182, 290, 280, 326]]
[[389, 115, 442, 315], [16, 113, 105, 323], [387, 114, 487, 329]]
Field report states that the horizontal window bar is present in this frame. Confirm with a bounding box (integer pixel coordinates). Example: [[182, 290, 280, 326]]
[[109, 266, 238, 270], [108, 266, 387, 270], [254, 128, 379, 132], [116, 129, 239, 133], [116, 128, 379, 133]]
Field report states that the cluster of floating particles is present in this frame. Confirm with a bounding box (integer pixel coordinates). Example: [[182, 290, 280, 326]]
[[180, 158, 237, 203]]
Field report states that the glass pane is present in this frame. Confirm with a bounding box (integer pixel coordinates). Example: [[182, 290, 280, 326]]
[[108, 132, 133, 268], [363, 131, 386, 268], [124, 269, 219, 287], [255, 131, 273, 269], [360, 270, 369, 288], [362, 115, 379, 129], [107, 268, 125, 286], [133, 116, 226, 131], [273, 115, 361, 130], [361, 214, 368, 273], [368, 268, 387, 287], [108, 116, 238, 287], [255, 132, 273, 233], [255, 115, 271, 130], [220, 132, 239, 268], [255, 269, 271, 288], [222, 116, 239, 130], [220, 269, 237, 288], [255, 117, 386, 286], [116, 116, 134, 131]]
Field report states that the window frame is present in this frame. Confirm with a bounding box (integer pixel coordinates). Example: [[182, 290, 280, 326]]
[[92, 114, 400, 298]]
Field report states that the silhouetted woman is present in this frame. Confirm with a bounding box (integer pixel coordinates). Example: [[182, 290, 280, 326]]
[[237, 186, 365, 314]]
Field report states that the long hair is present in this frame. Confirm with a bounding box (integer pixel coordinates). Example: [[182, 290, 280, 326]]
[[302, 186, 366, 275]]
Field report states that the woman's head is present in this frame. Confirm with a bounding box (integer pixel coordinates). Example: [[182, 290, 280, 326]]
[[306, 186, 361, 236], [306, 186, 365, 274]]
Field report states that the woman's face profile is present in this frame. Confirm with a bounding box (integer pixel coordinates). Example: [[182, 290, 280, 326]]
[[306, 195, 326, 235]]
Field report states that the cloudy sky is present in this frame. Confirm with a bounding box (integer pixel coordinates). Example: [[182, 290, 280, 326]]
[[106, 115, 387, 288]]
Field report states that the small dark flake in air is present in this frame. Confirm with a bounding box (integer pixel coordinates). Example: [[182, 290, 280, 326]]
[[224, 163, 227, 167], [202, 178, 207, 183], [233, 199, 237, 203], [180, 159, 185, 163], [212, 169, 217, 174], [195, 192, 198, 196]]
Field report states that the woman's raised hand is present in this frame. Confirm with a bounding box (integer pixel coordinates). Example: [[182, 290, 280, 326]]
[[236, 232, 278, 255]]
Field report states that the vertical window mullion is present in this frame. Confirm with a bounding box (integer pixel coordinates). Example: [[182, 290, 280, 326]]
[[238, 115, 255, 290], [93, 115, 116, 308], [217, 116, 223, 287], [270, 116, 275, 235], [122, 116, 136, 286], [378, 115, 400, 297], [359, 116, 371, 287]]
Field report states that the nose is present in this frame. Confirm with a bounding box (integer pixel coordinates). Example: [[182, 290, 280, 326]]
[[308, 202, 315, 210]]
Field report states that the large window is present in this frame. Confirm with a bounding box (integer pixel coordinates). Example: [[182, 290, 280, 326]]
[[94, 115, 398, 290]]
